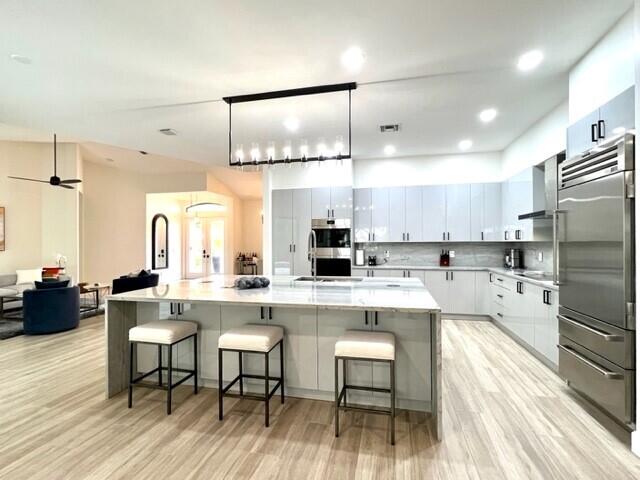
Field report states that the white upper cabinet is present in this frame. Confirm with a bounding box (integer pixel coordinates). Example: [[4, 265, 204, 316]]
[[388, 186, 405, 242], [445, 184, 471, 241], [404, 186, 423, 242], [272, 189, 294, 275], [371, 187, 390, 242], [483, 183, 503, 241], [470, 184, 483, 241], [330, 186, 353, 219], [566, 110, 600, 161], [311, 187, 331, 219], [353, 188, 372, 243], [422, 185, 447, 241]]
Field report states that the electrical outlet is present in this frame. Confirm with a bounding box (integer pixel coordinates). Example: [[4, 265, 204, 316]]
[[537, 251, 543, 262], [449, 250, 455, 258], [384, 250, 390, 259]]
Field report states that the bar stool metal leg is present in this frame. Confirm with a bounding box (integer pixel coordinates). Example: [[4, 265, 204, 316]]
[[279, 340, 284, 404], [265, 352, 270, 427], [194, 334, 198, 394], [238, 352, 243, 396], [342, 356, 347, 407], [218, 349, 223, 420], [158, 345, 162, 386], [335, 356, 340, 437], [390, 359, 396, 445], [128, 342, 134, 408], [167, 344, 173, 415]]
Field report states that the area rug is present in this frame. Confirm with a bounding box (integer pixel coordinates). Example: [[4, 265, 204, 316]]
[[0, 320, 23, 340]]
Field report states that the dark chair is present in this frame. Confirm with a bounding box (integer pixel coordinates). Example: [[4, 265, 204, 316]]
[[112, 273, 159, 295], [23, 286, 80, 335]]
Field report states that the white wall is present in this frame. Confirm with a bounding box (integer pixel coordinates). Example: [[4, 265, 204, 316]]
[[569, 10, 635, 123], [240, 199, 263, 256], [354, 152, 502, 188], [501, 102, 568, 178], [268, 159, 353, 190], [0, 141, 80, 280]]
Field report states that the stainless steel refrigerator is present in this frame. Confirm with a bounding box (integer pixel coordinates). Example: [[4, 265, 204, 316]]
[[556, 133, 635, 430]]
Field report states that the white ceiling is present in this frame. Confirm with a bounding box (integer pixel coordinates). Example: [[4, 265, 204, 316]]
[[0, 0, 632, 166]]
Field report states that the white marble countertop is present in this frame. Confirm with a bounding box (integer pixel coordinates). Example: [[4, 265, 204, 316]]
[[107, 275, 441, 313], [352, 264, 558, 290]]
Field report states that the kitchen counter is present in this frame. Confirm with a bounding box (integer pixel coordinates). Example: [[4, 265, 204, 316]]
[[107, 275, 440, 313], [353, 264, 558, 290], [105, 275, 442, 440]]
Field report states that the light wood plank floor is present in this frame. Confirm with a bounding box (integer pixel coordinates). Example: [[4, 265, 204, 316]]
[[0, 317, 639, 479]]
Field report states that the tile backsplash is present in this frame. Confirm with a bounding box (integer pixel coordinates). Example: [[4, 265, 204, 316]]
[[356, 242, 553, 272]]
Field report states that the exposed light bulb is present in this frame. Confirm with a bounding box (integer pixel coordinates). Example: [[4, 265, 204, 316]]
[[300, 142, 308, 158], [250, 145, 261, 162], [284, 117, 300, 132], [283, 144, 292, 159]]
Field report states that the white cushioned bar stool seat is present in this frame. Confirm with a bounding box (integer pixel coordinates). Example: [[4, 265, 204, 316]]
[[129, 320, 198, 345], [334, 328, 397, 445], [335, 330, 395, 360], [218, 324, 283, 352]]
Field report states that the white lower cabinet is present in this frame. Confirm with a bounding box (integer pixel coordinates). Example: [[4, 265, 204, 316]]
[[508, 280, 536, 346], [533, 287, 559, 365], [424, 270, 476, 314], [474, 271, 491, 315]]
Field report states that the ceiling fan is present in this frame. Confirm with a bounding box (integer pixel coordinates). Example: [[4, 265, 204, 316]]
[[8, 134, 82, 189]]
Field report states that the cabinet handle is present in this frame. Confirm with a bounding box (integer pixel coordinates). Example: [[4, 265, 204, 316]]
[[407, 270, 411, 277], [450, 271, 453, 281], [332, 209, 335, 217], [504, 230, 508, 241], [402, 270, 406, 277], [402, 232, 406, 241], [481, 232, 484, 241], [598, 120, 605, 140], [447, 232, 450, 241], [260, 307, 264, 320], [374, 311, 379, 326], [364, 311, 369, 325], [446, 271, 449, 281], [372, 232, 375, 241], [497, 312, 503, 318], [293, 244, 296, 253], [497, 277, 503, 282], [591, 123, 598, 142], [497, 294, 503, 298], [269, 307, 273, 320], [368, 232, 371, 242], [170, 303, 175, 315], [489, 273, 493, 283], [442, 232, 445, 241], [407, 232, 410, 241]]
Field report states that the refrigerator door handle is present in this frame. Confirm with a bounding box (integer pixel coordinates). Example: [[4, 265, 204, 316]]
[[558, 345, 623, 379], [558, 314, 625, 342], [552, 209, 564, 286]]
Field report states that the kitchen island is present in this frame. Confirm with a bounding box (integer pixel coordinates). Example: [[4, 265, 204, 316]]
[[105, 275, 442, 439]]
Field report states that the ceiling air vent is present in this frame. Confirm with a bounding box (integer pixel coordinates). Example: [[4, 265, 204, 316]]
[[379, 124, 400, 133], [159, 128, 177, 136]]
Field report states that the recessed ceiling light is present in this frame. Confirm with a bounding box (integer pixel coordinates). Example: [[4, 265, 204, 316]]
[[384, 145, 396, 155], [478, 108, 498, 123], [341, 46, 365, 72], [283, 117, 300, 132], [9, 54, 31, 64], [458, 139, 473, 151], [517, 49, 544, 72]]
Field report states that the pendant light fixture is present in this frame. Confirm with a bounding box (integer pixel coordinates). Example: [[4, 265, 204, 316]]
[[223, 82, 356, 167], [185, 193, 225, 214]]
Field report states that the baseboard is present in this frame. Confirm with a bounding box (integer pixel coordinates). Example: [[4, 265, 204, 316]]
[[443, 313, 491, 321]]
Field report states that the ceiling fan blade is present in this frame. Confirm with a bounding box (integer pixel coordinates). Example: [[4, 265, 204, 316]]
[[60, 179, 82, 184], [58, 184, 74, 190], [8, 176, 50, 184]]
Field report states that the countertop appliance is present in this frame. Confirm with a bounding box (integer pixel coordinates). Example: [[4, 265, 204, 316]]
[[504, 248, 524, 269], [556, 133, 635, 430], [309, 218, 351, 277], [367, 255, 377, 266], [355, 249, 365, 266]]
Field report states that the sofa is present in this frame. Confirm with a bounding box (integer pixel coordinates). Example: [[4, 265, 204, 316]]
[[23, 285, 80, 335], [112, 272, 160, 295], [0, 273, 73, 318]]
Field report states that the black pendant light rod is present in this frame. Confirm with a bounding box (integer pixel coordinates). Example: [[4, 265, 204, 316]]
[[222, 82, 356, 104], [53, 133, 57, 176]]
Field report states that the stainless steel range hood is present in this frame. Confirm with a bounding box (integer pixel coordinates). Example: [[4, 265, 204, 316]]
[[518, 152, 565, 220]]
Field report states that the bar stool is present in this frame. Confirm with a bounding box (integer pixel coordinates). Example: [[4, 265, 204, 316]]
[[334, 329, 396, 445], [218, 324, 284, 427], [128, 320, 198, 415]]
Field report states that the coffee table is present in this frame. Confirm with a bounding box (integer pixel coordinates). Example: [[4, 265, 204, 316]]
[[0, 290, 22, 320], [80, 284, 111, 313]]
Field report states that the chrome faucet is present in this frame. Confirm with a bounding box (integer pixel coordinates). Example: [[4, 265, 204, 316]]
[[307, 229, 317, 280]]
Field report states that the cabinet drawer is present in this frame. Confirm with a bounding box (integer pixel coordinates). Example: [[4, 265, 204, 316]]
[[492, 274, 512, 290]]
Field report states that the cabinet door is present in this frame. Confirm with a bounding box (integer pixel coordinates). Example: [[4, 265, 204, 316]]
[[407, 270, 425, 285], [311, 187, 331, 219], [422, 185, 447, 241], [374, 312, 430, 403], [423, 270, 449, 312], [353, 188, 372, 243], [371, 187, 390, 242], [448, 271, 476, 314], [317, 309, 372, 403], [533, 288, 559, 365], [566, 110, 599, 160], [378, 269, 404, 278], [599, 87, 635, 141], [446, 184, 471, 241], [330, 186, 353, 219], [483, 183, 503, 241], [175, 303, 220, 380], [511, 281, 536, 346], [220, 305, 264, 382], [351, 268, 369, 278], [269, 307, 318, 390], [292, 188, 312, 276], [404, 186, 422, 242], [272, 189, 293, 275], [388, 186, 406, 242], [500, 180, 512, 240], [470, 184, 483, 241], [474, 271, 491, 315]]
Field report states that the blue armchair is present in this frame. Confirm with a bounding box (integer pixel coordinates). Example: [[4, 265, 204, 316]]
[[23, 286, 80, 335]]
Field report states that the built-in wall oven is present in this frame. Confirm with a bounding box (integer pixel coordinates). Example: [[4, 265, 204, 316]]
[[556, 133, 635, 430], [309, 218, 351, 276]]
